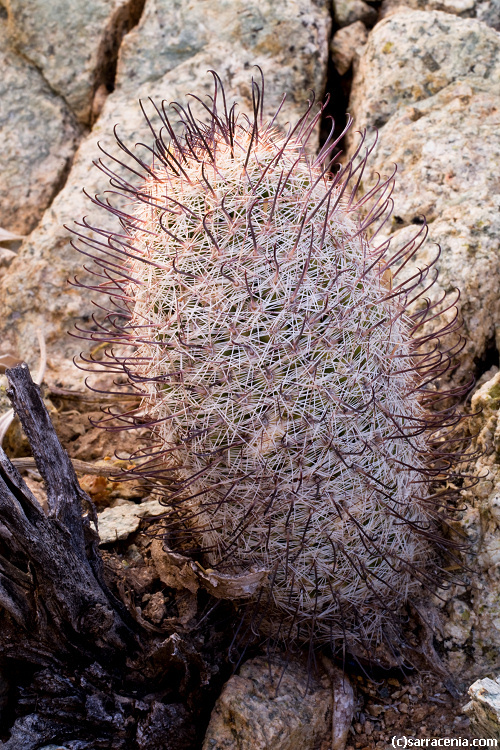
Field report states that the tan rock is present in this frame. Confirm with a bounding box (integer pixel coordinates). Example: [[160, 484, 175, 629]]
[[476, 0, 500, 27], [380, 0, 499, 30], [428, 373, 500, 681], [97, 498, 166, 544], [202, 656, 334, 750], [347, 11, 500, 383], [349, 10, 500, 134], [344, 14, 500, 681], [381, 0, 473, 19], [464, 676, 500, 739], [0, 0, 331, 381], [5, 0, 145, 124], [330, 21, 368, 75], [333, 0, 377, 27], [114, 0, 330, 127], [0, 19, 80, 236]]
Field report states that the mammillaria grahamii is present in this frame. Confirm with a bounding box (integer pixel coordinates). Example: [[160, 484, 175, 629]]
[[72, 72, 470, 662]]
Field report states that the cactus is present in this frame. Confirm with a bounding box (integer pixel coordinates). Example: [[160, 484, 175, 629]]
[[72, 73, 469, 661]]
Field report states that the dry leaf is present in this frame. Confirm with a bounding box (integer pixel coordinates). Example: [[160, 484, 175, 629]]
[[151, 539, 269, 600], [150, 539, 199, 594], [193, 563, 270, 600]]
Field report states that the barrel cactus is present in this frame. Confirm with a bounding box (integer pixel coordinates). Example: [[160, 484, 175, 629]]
[[73, 73, 468, 661]]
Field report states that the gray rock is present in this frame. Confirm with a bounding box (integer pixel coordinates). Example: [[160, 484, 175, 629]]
[[347, 10, 500, 383], [477, 0, 500, 28], [5, 0, 144, 124], [97, 498, 166, 544], [334, 0, 377, 27], [0, 714, 56, 750], [136, 701, 195, 749], [0, 0, 331, 381], [202, 656, 334, 750], [330, 21, 368, 75], [0, 19, 80, 236], [114, 0, 330, 124], [380, 0, 500, 30], [435, 373, 500, 679], [464, 676, 500, 739], [349, 10, 500, 134], [344, 15, 500, 680]]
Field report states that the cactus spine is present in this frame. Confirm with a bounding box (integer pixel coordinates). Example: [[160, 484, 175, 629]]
[[74, 73, 468, 661]]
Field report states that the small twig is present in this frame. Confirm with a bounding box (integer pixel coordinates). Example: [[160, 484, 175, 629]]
[[11, 456, 127, 478], [46, 385, 141, 402]]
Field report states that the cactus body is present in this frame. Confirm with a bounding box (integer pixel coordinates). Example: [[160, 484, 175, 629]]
[[74, 75, 468, 659]]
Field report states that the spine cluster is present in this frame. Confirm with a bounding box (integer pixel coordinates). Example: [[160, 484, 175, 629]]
[[72, 73, 470, 662]]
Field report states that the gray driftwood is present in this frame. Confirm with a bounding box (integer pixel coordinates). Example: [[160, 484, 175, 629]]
[[0, 364, 135, 664], [0, 364, 223, 750]]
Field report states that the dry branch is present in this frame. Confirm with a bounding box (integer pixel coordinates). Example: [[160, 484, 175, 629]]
[[0, 364, 226, 749]]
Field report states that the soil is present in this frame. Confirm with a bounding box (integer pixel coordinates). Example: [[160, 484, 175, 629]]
[[347, 671, 472, 748]]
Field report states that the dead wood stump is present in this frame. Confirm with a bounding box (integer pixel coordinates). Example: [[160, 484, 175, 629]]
[[0, 364, 229, 750]]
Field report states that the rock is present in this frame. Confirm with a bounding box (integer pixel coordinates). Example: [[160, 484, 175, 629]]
[[142, 591, 167, 625], [97, 498, 166, 544], [0, 0, 331, 382], [333, 0, 377, 27], [136, 701, 196, 750], [0, 19, 80, 236], [330, 21, 368, 75], [0, 247, 16, 269], [465, 376, 500, 652], [380, 0, 500, 31], [349, 11, 500, 134], [202, 656, 334, 750], [464, 676, 500, 739], [5, 0, 145, 124], [113, 0, 330, 126], [347, 11, 500, 383], [429, 372, 500, 680], [476, 0, 500, 28], [325, 662, 355, 750]]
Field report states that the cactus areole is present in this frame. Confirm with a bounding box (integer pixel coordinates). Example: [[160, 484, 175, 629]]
[[72, 72, 469, 663]]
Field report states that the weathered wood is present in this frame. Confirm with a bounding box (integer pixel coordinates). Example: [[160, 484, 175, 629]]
[[0, 365, 136, 664], [7, 363, 89, 543], [0, 364, 228, 749]]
